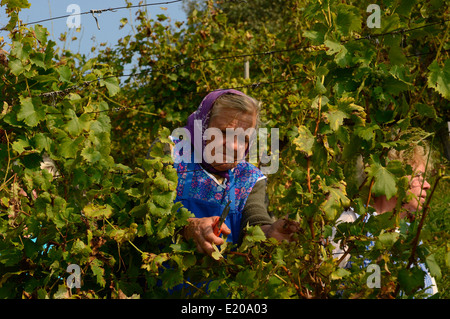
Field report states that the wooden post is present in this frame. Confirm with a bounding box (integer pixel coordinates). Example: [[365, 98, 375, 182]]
[[244, 58, 250, 79]]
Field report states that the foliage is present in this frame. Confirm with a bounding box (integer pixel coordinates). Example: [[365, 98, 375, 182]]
[[0, 0, 449, 299]]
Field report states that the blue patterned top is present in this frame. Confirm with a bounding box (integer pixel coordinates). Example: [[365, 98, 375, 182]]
[[171, 137, 266, 216]]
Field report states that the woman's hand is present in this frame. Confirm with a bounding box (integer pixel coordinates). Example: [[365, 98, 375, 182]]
[[183, 217, 231, 256], [261, 217, 300, 242]]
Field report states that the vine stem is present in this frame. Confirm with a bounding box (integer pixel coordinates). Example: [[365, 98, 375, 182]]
[[2, 131, 11, 188], [281, 265, 306, 298], [434, 20, 450, 62], [104, 218, 145, 255], [183, 278, 206, 294], [308, 73, 324, 241], [406, 174, 443, 269], [314, 76, 325, 136], [306, 156, 315, 239], [360, 178, 374, 234], [306, 157, 312, 194], [96, 90, 158, 116]]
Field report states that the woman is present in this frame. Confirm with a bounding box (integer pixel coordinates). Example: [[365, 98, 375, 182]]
[[332, 144, 438, 296], [171, 89, 299, 256]]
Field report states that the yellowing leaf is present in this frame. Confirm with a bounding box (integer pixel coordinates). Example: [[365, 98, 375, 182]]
[[331, 268, 350, 280], [427, 60, 450, 99], [83, 203, 113, 219], [293, 125, 315, 156], [211, 244, 223, 260], [326, 110, 348, 131], [322, 181, 350, 221]]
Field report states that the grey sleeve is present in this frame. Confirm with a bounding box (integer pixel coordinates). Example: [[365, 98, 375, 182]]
[[238, 178, 274, 243]]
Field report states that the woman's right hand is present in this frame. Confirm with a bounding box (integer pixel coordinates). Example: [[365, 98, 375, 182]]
[[183, 217, 231, 256]]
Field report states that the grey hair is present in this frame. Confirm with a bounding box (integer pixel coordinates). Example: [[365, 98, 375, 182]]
[[355, 142, 433, 188], [210, 93, 261, 128], [386, 143, 433, 171]]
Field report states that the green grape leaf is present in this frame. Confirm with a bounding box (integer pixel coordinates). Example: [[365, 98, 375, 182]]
[[425, 253, 442, 280], [8, 58, 26, 76], [11, 137, 30, 154], [375, 231, 400, 249], [58, 65, 72, 83], [100, 76, 120, 97], [64, 109, 82, 136], [334, 4, 361, 35], [90, 259, 106, 287], [366, 159, 398, 200], [34, 24, 48, 44], [1, 0, 31, 10], [81, 146, 103, 163], [398, 267, 425, 294], [414, 103, 437, 119], [17, 97, 45, 127]]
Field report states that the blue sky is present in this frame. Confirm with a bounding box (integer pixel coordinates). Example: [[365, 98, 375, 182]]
[[1, 0, 187, 58]]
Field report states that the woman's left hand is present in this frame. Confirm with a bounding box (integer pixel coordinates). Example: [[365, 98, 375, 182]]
[[261, 217, 300, 242]]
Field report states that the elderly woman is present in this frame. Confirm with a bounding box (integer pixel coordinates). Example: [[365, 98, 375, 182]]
[[169, 89, 299, 256]]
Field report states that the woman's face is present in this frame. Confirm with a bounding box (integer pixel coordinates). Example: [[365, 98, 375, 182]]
[[374, 161, 431, 217], [403, 162, 431, 212], [205, 107, 257, 172]]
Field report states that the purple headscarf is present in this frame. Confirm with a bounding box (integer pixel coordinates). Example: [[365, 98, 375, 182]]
[[184, 89, 248, 180]]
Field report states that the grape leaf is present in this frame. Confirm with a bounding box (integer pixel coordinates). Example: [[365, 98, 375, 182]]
[[57, 65, 71, 83], [331, 268, 351, 280], [366, 160, 398, 200], [17, 97, 45, 127], [90, 259, 106, 287], [425, 253, 442, 280], [81, 146, 102, 163], [375, 231, 399, 249], [293, 125, 315, 156], [11, 137, 29, 154], [334, 4, 361, 36], [83, 204, 113, 219], [398, 267, 425, 294], [326, 110, 348, 131], [427, 60, 450, 99], [0, 0, 31, 10], [211, 244, 223, 260], [100, 76, 120, 97], [64, 109, 82, 136]]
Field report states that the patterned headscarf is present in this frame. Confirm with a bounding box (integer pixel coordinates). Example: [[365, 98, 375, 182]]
[[184, 89, 248, 180]]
